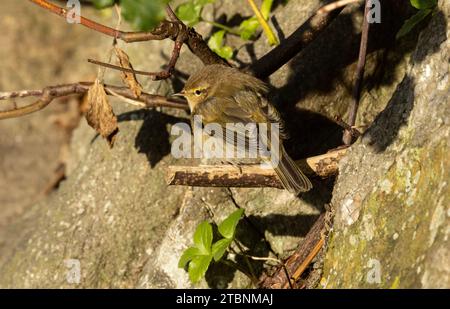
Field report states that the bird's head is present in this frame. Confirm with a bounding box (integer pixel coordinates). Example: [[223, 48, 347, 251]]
[[174, 65, 220, 111], [173, 64, 268, 112]]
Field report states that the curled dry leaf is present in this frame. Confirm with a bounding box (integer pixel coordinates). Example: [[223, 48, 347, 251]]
[[85, 79, 119, 148], [114, 47, 143, 98]]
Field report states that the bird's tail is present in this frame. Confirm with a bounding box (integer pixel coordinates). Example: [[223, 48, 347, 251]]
[[273, 146, 312, 195]]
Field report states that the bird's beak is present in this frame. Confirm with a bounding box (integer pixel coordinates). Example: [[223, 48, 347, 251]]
[[171, 90, 186, 98]]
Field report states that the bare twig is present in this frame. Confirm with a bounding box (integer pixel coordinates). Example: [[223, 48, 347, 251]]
[[89, 30, 187, 80], [29, 0, 227, 67], [0, 83, 188, 120], [289, 236, 325, 285], [244, 255, 282, 264], [317, 0, 362, 14], [165, 4, 182, 23], [260, 213, 326, 289], [30, 0, 188, 80], [166, 148, 347, 188], [106, 89, 145, 108], [343, 0, 370, 145], [30, 0, 174, 42], [335, 116, 362, 138], [88, 59, 167, 78], [246, 1, 345, 79], [0, 89, 45, 100]]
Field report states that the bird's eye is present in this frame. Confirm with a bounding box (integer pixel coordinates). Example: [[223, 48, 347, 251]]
[[194, 89, 202, 96]]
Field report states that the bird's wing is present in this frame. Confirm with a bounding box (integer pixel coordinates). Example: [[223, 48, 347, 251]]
[[230, 90, 288, 139], [192, 91, 286, 152], [192, 95, 259, 150]]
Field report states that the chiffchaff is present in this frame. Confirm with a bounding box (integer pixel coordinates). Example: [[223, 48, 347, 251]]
[[176, 64, 312, 194]]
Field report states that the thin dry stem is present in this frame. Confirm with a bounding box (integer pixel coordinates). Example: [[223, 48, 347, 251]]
[[0, 83, 188, 120]]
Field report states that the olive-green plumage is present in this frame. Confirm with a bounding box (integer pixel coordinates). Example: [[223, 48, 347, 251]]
[[179, 64, 312, 194]]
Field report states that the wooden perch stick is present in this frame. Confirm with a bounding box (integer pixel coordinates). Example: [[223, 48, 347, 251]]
[[166, 148, 347, 188]]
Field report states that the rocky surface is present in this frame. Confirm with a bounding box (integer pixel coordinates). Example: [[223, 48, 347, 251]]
[[0, 0, 106, 257], [321, 0, 449, 288], [0, 0, 448, 288]]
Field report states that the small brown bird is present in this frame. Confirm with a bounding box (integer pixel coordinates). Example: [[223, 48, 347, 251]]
[[177, 64, 312, 194]]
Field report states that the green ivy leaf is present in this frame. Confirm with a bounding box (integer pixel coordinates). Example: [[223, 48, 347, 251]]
[[176, 2, 202, 26], [239, 17, 260, 40], [208, 30, 233, 59], [178, 247, 201, 269], [218, 208, 244, 239], [120, 0, 168, 31], [175, 0, 215, 26], [188, 254, 213, 283], [193, 221, 213, 255], [396, 9, 432, 39], [410, 0, 437, 10], [216, 46, 233, 60], [211, 238, 232, 261], [92, 0, 116, 9]]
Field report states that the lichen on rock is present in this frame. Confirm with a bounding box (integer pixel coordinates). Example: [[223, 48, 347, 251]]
[[321, 0, 449, 288]]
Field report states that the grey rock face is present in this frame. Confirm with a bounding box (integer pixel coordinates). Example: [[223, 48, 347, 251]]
[[321, 0, 449, 288]]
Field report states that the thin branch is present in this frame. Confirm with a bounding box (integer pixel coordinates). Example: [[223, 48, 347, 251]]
[[32, 0, 187, 80], [335, 116, 362, 138], [29, 0, 227, 67], [317, 0, 362, 14], [246, 1, 346, 79], [166, 148, 347, 188], [165, 4, 182, 23], [0, 89, 45, 100], [343, 0, 371, 145], [0, 83, 188, 120], [89, 30, 187, 80], [0, 85, 77, 120], [164, 31, 188, 79], [245, 255, 282, 264], [260, 213, 326, 289], [289, 236, 325, 286], [107, 89, 146, 108], [88, 59, 168, 78], [30, 0, 171, 42], [167, 3, 229, 66]]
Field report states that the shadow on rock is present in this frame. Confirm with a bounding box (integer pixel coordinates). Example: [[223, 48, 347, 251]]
[[363, 9, 446, 153], [118, 109, 189, 168], [271, 0, 416, 153], [279, 109, 343, 159], [247, 213, 321, 238]]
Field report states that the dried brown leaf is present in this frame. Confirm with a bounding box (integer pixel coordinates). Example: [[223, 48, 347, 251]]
[[114, 47, 143, 98], [85, 79, 119, 147]]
